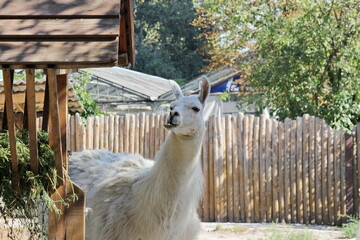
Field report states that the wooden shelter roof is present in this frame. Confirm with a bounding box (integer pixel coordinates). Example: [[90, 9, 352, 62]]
[[0, 77, 83, 113], [0, 0, 134, 69]]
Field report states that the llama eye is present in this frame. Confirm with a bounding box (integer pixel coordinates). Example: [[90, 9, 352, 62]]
[[192, 107, 200, 112]]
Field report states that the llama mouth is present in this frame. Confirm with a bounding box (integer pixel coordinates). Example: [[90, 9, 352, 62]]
[[164, 122, 178, 129]]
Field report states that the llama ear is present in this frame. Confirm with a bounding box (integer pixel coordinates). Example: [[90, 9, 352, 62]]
[[169, 80, 183, 99], [198, 77, 210, 104]]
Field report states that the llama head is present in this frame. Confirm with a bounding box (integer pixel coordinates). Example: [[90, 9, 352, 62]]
[[164, 78, 210, 136]]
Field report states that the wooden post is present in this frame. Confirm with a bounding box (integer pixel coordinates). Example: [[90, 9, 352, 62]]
[[25, 68, 39, 174], [2, 68, 20, 192], [57, 74, 68, 170], [47, 68, 64, 186]]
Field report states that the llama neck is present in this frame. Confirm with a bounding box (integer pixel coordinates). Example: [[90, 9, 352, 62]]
[[142, 128, 204, 194], [156, 130, 203, 171]]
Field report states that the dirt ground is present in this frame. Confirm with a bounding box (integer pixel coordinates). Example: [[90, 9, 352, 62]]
[[197, 222, 349, 240], [0, 220, 352, 240]]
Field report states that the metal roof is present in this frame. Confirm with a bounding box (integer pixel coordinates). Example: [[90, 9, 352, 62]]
[[87, 67, 173, 101], [159, 68, 239, 99]]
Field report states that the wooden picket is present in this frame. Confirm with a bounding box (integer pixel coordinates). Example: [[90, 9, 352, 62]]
[[67, 113, 360, 225]]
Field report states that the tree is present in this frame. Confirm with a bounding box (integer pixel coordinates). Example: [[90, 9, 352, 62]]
[[194, 0, 360, 131], [133, 0, 208, 82], [72, 70, 103, 119]]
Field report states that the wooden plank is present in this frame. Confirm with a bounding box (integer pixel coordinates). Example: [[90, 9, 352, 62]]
[[328, 126, 335, 225], [237, 113, 245, 222], [253, 117, 260, 222], [340, 132, 346, 220], [259, 114, 267, 222], [144, 114, 150, 158], [290, 120, 297, 223], [124, 114, 130, 153], [75, 113, 83, 152], [109, 115, 115, 152], [302, 114, 310, 224], [334, 130, 341, 225], [139, 113, 145, 156], [119, 116, 125, 153], [65, 182, 85, 240], [309, 116, 316, 224], [202, 121, 210, 221], [57, 74, 68, 168], [2, 68, 19, 191], [103, 115, 109, 150], [272, 120, 279, 222], [232, 115, 240, 222], [114, 116, 119, 152], [284, 118, 291, 223], [25, 68, 39, 173], [296, 117, 303, 224], [134, 114, 139, 154], [315, 118, 322, 224], [225, 115, 234, 222], [0, 0, 120, 16], [247, 115, 254, 222], [345, 134, 354, 216], [149, 114, 155, 158], [278, 122, 285, 223], [129, 114, 135, 153], [154, 115, 160, 154], [47, 68, 64, 186], [69, 115, 75, 152], [0, 18, 119, 38], [265, 118, 273, 222], [0, 40, 118, 64], [48, 186, 66, 240], [244, 116, 251, 222], [221, 117, 227, 222], [208, 116, 215, 221], [321, 121, 329, 224], [93, 116, 100, 149], [213, 115, 221, 222], [86, 117, 94, 149]]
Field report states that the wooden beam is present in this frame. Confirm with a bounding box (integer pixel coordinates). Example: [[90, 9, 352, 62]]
[[0, 18, 119, 38], [47, 68, 64, 186], [0, 62, 118, 69], [2, 68, 20, 191], [0, 40, 118, 64], [0, 0, 120, 16], [26, 68, 39, 174]]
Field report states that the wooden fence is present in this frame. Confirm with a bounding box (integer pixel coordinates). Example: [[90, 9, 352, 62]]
[[65, 113, 360, 225]]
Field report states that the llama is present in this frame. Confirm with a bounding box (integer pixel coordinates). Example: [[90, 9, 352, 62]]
[[68, 78, 210, 240]]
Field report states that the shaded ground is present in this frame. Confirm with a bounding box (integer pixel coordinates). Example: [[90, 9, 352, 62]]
[[197, 222, 349, 240]]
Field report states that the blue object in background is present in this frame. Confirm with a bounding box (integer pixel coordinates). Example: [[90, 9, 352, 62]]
[[210, 75, 241, 93]]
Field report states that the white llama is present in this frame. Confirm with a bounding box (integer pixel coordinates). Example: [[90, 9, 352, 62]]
[[69, 78, 210, 240]]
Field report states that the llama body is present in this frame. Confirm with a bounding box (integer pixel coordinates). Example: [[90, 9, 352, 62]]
[[69, 79, 210, 240]]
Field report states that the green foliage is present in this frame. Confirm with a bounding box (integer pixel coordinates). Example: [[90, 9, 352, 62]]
[[72, 70, 103, 119], [0, 130, 76, 239], [340, 215, 360, 238], [133, 0, 209, 81], [194, 0, 360, 131]]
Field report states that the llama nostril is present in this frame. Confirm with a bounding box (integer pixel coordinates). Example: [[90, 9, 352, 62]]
[[173, 111, 179, 117]]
